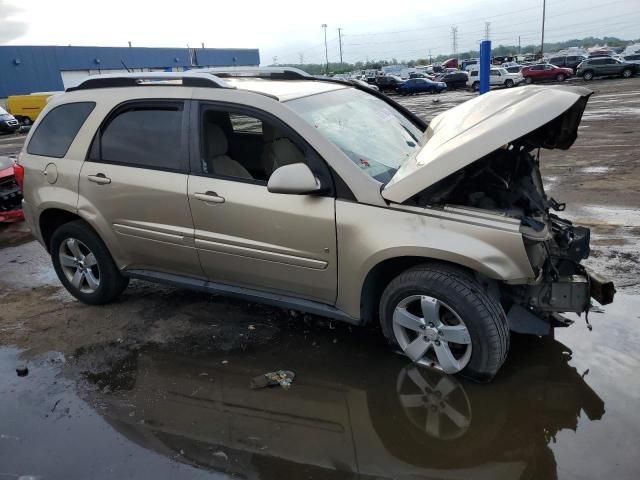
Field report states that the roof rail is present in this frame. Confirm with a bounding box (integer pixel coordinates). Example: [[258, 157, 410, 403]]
[[66, 71, 233, 92], [195, 66, 313, 80]]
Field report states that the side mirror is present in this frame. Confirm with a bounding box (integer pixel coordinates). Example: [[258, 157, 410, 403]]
[[267, 163, 322, 195]]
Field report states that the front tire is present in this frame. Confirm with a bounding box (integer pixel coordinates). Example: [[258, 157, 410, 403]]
[[556, 74, 565, 82], [583, 70, 594, 81], [622, 68, 632, 78], [505, 79, 514, 88], [51, 220, 129, 305], [524, 76, 533, 84], [471, 81, 480, 91], [380, 264, 509, 382]]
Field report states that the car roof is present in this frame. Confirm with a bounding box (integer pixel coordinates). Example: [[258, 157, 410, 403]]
[[224, 78, 348, 102]]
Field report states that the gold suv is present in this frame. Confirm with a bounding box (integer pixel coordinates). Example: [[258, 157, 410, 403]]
[[18, 68, 614, 381]]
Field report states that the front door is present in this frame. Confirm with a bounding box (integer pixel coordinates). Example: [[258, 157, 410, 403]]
[[78, 100, 203, 278], [188, 103, 337, 304]]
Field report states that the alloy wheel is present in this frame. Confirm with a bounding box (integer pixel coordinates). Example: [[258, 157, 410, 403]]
[[392, 295, 472, 374], [58, 237, 101, 293]]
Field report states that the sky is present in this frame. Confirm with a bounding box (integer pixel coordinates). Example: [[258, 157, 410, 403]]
[[1, 0, 639, 64]]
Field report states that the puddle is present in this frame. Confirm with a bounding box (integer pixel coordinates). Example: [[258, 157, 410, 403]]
[[572, 205, 640, 228], [581, 166, 610, 174], [2, 294, 640, 479]]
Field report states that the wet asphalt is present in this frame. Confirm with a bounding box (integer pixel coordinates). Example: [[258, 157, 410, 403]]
[[1, 77, 640, 480]]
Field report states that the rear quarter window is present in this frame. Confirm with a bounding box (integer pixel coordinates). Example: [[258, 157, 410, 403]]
[[27, 102, 95, 158]]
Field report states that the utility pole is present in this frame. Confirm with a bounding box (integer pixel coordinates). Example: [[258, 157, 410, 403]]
[[298, 52, 304, 64], [451, 26, 458, 59], [322, 24, 329, 75], [484, 22, 491, 41], [518, 35, 521, 54], [540, 0, 546, 58], [428, 49, 432, 64], [338, 28, 344, 65]]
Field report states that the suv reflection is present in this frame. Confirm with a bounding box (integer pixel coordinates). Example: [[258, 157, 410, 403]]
[[85, 336, 604, 480]]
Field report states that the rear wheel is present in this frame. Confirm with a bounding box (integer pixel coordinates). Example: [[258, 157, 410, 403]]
[[556, 74, 565, 82], [524, 76, 533, 84], [622, 68, 632, 78], [583, 70, 594, 81], [471, 81, 480, 91], [505, 79, 515, 88], [380, 264, 509, 381], [51, 220, 129, 305]]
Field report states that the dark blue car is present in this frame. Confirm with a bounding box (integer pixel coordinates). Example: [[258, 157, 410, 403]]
[[397, 78, 447, 95]]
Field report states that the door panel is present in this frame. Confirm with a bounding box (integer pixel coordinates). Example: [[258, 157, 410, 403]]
[[77, 100, 202, 278], [78, 164, 203, 277], [188, 176, 337, 303]]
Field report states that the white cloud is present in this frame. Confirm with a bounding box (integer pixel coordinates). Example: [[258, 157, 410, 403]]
[[3, 0, 639, 63]]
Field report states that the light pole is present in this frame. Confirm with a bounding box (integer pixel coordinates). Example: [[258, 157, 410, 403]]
[[338, 27, 344, 66], [322, 24, 329, 75], [540, 0, 546, 59]]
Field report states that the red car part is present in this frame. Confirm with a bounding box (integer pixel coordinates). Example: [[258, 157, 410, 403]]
[[0, 164, 24, 223]]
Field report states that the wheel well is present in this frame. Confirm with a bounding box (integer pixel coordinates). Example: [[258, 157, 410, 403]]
[[359, 257, 478, 326], [39, 209, 82, 252]]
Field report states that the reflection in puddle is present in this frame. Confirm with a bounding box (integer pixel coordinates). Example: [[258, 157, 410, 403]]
[[80, 334, 605, 480]]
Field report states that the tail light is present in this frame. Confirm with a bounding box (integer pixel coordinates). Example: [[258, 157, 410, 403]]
[[13, 163, 25, 190]]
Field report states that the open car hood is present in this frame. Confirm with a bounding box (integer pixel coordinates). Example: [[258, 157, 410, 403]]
[[382, 85, 592, 203]]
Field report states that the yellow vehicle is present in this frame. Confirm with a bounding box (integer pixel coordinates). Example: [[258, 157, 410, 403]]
[[7, 92, 59, 125]]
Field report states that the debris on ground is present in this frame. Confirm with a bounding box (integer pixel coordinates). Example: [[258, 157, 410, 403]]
[[16, 365, 28, 377], [250, 370, 295, 390]]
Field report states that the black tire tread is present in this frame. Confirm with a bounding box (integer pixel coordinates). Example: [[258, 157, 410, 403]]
[[51, 220, 129, 305]]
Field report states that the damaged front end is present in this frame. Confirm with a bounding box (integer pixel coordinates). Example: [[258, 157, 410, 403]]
[[384, 86, 615, 335], [0, 156, 24, 223]]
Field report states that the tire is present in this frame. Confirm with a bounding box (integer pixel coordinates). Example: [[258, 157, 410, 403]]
[[471, 81, 480, 91], [379, 263, 509, 382], [524, 76, 533, 84], [505, 79, 514, 88], [556, 74, 565, 82], [583, 70, 594, 81], [51, 220, 129, 305], [622, 68, 632, 78]]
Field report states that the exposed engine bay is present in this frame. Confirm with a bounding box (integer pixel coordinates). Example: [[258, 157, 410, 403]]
[[409, 146, 615, 335]]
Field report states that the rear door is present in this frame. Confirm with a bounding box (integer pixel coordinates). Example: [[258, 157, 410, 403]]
[[187, 101, 338, 304], [78, 100, 203, 278]]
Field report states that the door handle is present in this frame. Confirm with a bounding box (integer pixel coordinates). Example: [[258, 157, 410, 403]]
[[194, 191, 225, 204], [87, 173, 111, 185]]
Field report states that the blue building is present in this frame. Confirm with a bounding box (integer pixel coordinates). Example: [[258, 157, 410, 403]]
[[0, 45, 260, 98]]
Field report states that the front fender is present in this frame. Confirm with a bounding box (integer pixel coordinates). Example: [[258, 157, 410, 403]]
[[335, 201, 534, 319]]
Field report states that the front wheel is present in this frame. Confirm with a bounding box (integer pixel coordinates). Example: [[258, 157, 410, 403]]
[[583, 71, 594, 81], [380, 264, 509, 382], [505, 79, 514, 88], [524, 76, 533, 84], [556, 74, 565, 82], [622, 68, 632, 78], [51, 220, 129, 305], [471, 81, 480, 91]]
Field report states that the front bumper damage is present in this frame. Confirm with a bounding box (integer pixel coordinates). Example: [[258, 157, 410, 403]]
[[0, 159, 24, 223], [507, 216, 615, 335]]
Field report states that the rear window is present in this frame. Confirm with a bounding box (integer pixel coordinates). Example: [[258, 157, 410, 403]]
[[27, 102, 95, 158], [96, 103, 184, 171]]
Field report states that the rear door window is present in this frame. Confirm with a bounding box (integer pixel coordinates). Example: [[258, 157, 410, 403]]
[[93, 102, 186, 172], [27, 102, 95, 158]]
